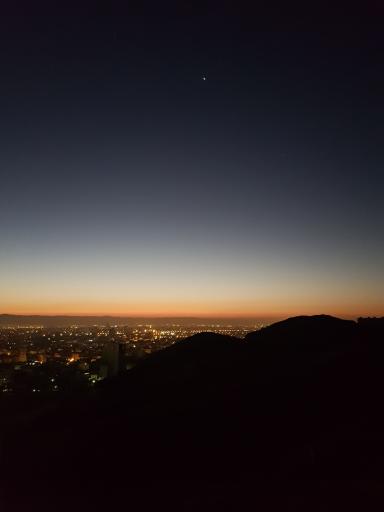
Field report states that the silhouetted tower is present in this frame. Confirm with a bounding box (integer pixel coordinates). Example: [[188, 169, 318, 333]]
[[99, 341, 124, 379]]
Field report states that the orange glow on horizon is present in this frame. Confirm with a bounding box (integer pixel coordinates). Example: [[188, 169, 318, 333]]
[[2, 300, 382, 320]]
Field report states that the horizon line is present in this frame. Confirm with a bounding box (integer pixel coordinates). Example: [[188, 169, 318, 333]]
[[0, 311, 373, 320], [0, 312, 284, 319]]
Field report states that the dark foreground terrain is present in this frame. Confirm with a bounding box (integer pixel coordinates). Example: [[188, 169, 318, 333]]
[[2, 315, 384, 511]]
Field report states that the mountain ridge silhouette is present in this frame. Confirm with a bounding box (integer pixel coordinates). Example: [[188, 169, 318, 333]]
[[2, 314, 384, 511]]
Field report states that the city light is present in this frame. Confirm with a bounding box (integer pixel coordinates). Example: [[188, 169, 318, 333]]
[[0, 321, 266, 394]]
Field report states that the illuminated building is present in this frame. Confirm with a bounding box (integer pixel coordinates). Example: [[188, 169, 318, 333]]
[[68, 353, 80, 363], [36, 353, 47, 364]]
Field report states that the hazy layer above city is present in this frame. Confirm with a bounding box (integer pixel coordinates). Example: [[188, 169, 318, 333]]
[[0, 314, 278, 328]]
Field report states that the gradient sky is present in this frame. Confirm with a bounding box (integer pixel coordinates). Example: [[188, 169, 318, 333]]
[[0, 2, 383, 318]]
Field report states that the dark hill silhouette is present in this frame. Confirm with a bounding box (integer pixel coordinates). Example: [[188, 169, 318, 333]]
[[128, 331, 241, 376], [244, 314, 360, 378], [245, 314, 357, 358], [102, 332, 243, 395], [246, 314, 356, 343], [2, 315, 384, 511]]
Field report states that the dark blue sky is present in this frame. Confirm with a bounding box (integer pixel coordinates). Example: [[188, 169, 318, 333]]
[[1, 2, 383, 317]]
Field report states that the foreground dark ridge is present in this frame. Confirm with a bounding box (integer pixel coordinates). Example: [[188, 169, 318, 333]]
[[2, 314, 384, 511]]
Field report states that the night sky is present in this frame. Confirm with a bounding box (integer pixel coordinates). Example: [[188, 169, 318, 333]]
[[1, 2, 383, 317]]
